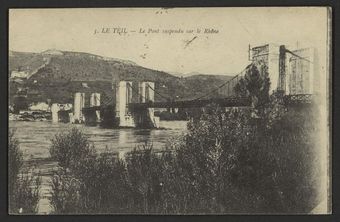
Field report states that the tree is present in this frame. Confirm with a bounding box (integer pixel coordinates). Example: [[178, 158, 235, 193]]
[[235, 63, 270, 117]]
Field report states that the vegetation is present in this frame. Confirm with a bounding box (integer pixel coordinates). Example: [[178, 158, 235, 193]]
[[6, 61, 322, 214], [9, 51, 46, 74], [48, 64, 322, 214], [50, 128, 96, 171], [49, 102, 320, 214], [8, 130, 41, 214]]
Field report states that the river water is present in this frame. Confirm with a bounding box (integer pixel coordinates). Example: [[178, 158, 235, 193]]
[[9, 120, 187, 214], [9, 120, 187, 161]]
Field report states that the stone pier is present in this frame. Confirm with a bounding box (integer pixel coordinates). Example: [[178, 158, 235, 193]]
[[73, 92, 85, 123], [83, 93, 101, 126], [115, 81, 134, 127], [90, 92, 101, 121], [51, 103, 73, 123]]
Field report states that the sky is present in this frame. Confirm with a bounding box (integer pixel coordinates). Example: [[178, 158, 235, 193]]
[[9, 7, 329, 75]]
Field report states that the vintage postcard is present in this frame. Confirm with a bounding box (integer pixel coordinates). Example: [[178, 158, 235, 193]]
[[8, 7, 331, 214]]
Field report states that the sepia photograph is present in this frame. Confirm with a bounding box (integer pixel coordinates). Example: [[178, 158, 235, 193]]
[[8, 7, 331, 215]]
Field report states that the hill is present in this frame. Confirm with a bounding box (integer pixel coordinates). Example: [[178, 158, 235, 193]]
[[9, 50, 234, 105]]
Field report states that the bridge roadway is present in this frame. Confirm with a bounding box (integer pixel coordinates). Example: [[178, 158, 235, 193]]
[[82, 94, 313, 112], [128, 97, 251, 109]]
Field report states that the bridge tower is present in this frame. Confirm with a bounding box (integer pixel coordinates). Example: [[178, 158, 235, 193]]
[[90, 92, 101, 121], [73, 92, 85, 123], [251, 44, 282, 94], [115, 81, 134, 127], [115, 80, 159, 128], [136, 81, 159, 128], [278, 45, 287, 92], [51, 103, 60, 123], [138, 81, 155, 103]]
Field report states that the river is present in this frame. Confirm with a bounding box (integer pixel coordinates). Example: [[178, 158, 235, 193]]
[[9, 120, 187, 214], [9, 120, 187, 160]]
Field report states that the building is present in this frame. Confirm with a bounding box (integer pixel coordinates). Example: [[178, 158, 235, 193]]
[[29, 102, 50, 111], [10, 70, 29, 79]]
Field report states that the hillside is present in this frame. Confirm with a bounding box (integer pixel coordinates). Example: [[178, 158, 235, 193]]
[[9, 50, 234, 104]]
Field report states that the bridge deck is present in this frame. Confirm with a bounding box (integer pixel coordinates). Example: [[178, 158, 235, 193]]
[[128, 97, 251, 109], [82, 106, 102, 111], [82, 94, 313, 111]]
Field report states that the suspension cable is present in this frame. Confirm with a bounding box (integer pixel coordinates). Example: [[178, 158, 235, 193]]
[[146, 84, 171, 101], [285, 49, 314, 64], [126, 82, 147, 101], [193, 66, 249, 101]]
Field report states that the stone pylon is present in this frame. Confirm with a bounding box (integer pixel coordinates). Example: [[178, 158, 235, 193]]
[[73, 92, 85, 123], [90, 93, 101, 121], [115, 80, 159, 128], [115, 81, 134, 127]]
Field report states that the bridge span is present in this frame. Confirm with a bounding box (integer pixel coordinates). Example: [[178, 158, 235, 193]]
[[128, 97, 251, 109], [51, 43, 317, 128], [128, 94, 313, 110]]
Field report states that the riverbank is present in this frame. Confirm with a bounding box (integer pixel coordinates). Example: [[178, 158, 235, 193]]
[[23, 158, 56, 214], [9, 111, 51, 122]]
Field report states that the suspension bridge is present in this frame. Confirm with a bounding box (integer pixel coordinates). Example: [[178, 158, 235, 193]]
[[56, 43, 315, 128]]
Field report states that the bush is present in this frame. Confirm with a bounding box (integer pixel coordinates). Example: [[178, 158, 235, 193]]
[[265, 106, 322, 212], [124, 143, 165, 213], [49, 102, 321, 214], [9, 130, 23, 193], [184, 100, 321, 213], [8, 130, 41, 214], [50, 128, 96, 172], [50, 167, 83, 214], [74, 153, 130, 213], [49, 128, 96, 213], [48, 61, 321, 214], [176, 105, 266, 213], [49, 128, 131, 214]]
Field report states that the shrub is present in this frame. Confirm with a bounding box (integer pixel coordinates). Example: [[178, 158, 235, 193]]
[[49, 128, 96, 172], [178, 105, 265, 213], [49, 128, 131, 214], [50, 167, 82, 214], [49, 103, 321, 214], [8, 130, 41, 214], [9, 130, 23, 193], [124, 143, 165, 213], [76, 153, 130, 214], [12, 171, 41, 214], [265, 105, 322, 212], [49, 128, 96, 213]]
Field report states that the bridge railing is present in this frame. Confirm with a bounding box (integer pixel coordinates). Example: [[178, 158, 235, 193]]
[[283, 94, 313, 105]]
